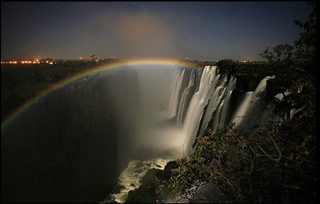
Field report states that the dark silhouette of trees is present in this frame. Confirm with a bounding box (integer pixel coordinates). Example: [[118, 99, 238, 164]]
[[260, 3, 316, 76]]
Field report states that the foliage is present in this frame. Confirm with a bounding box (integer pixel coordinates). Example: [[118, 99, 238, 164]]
[[216, 59, 239, 76], [260, 43, 294, 66], [260, 3, 316, 78], [162, 107, 316, 202]]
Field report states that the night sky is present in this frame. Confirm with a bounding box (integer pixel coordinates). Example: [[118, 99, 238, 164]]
[[1, 2, 313, 61]]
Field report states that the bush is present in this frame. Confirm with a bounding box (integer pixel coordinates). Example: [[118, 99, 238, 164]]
[[163, 108, 316, 202]]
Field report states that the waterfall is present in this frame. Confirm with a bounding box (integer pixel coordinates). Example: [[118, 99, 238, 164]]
[[174, 66, 276, 153], [181, 66, 217, 153], [230, 75, 275, 130], [199, 76, 237, 135], [253, 76, 275, 97], [161, 63, 277, 154], [177, 69, 196, 125], [107, 66, 276, 202], [167, 69, 185, 119], [212, 99, 225, 131], [198, 83, 224, 135], [218, 77, 237, 128], [171, 66, 243, 154], [219, 90, 234, 128], [110, 66, 278, 203], [198, 76, 225, 134], [230, 92, 253, 129]]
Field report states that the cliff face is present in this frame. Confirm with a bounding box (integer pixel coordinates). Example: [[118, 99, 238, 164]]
[[1, 66, 140, 202]]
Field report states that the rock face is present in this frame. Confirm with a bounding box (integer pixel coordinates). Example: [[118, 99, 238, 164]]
[[125, 161, 178, 203], [124, 161, 232, 203], [126, 169, 160, 203], [190, 182, 230, 203], [1, 66, 140, 202]]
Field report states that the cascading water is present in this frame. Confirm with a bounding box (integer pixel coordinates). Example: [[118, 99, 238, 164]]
[[230, 91, 253, 129], [230, 75, 275, 130], [219, 90, 234, 128], [219, 77, 237, 126], [164, 67, 277, 155], [108, 159, 168, 203], [167, 69, 185, 119], [210, 76, 237, 132], [212, 99, 225, 131], [180, 66, 217, 153], [199, 81, 224, 135], [111, 66, 223, 202], [106, 65, 278, 203], [177, 69, 196, 125]]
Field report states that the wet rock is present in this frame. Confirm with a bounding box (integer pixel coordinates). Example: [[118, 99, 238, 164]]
[[189, 182, 230, 203], [135, 162, 144, 169], [125, 161, 179, 203], [236, 74, 250, 91], [134, 168, 143, 174], [155, 161, 178, 181], [266, 79, 285, 101]]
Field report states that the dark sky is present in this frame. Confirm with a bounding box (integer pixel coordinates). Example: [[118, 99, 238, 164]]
[[1, 2, 313, 61]]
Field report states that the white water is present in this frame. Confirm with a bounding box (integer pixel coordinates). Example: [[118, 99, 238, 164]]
[[181, 66, 217, 153], [219, 90, 234, 129], [212, 99, 225, 131], [202, 76, 237, 135], [231, 75, 275, 130], [108, 66, 277, 203], [230, 92, 253, 128], [199, 84, 224, 135], [109, 159, 168, 203], [199, 75, 234, 134], [216, 77, 237, 130], [177, 69, 195, 125], [167, 69, 185, 119]]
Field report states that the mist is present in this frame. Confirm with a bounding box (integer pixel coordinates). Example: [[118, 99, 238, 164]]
[[1, 64, 190, 202]]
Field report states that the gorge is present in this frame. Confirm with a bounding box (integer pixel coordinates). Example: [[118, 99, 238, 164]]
[[1, 61, 292, 203]]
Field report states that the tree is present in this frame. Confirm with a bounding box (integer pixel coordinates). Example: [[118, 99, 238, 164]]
[[293, 3, 316, 74], [260, 3, 316, 76], [216, 59, 238, 75], [260, 43, 294, 66]]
